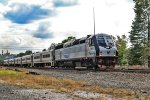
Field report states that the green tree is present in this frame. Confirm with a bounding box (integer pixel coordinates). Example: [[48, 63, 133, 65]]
[[0, 55, 5, 63], [17, 52, 24, 57], [24, 50, 32, 55], [129, 0, 149, 65], [62, 36, 76, 43], [116, 35, 128, 66], [17, 50, 32, 57]]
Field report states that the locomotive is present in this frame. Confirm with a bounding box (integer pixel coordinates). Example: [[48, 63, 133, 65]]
[[3, 33, 118, 70]]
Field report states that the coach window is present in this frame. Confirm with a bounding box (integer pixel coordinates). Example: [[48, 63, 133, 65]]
[[27, 58, 30, 60], [34, 56, 40, 59], [47, 54, 50, 57], [22, 59, 25, 61], [43, 55, 45, 58], [43, 54, 50, 58]]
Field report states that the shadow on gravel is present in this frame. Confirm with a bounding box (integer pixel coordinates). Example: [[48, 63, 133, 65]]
[[26, 71, 40, 75]]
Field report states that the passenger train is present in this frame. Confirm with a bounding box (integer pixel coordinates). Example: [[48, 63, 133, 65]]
[[3, 33, 118, 70]]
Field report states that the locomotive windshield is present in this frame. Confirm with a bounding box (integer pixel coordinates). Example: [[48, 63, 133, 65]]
[[105, 36, 114, 46], [96, 36, 107, 47], [96, 35, 114, 47]]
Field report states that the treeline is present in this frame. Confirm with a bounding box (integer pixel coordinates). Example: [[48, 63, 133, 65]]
[[17, 50, 32, 57], [117, 0, 150, 66]]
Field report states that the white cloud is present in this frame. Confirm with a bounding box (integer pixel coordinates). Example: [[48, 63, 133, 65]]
[[52, 0, 134, 36]]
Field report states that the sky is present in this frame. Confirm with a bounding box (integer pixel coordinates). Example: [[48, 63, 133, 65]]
[[0, 0, 135, 54]]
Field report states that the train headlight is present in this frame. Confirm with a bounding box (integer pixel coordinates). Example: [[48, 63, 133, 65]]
[[114, 52, 116, 56], [106, 46, 110, 49]]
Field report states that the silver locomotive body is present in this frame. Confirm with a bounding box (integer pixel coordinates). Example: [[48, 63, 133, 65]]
[[55, 33, 118, 69]]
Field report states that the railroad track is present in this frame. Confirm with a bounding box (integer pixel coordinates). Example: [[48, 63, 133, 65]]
[[104, 69, 150, 74], [2, 66, 150, 74], [28, 67, 150, 74]]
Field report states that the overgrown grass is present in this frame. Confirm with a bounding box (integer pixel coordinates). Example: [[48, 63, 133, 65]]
[[0, 70, 20, 76], [0, 68, 86, 92], [0, 68, 149, 99]]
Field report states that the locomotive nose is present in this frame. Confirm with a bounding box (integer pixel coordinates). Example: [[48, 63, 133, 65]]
[[99, 46, 117, 57]]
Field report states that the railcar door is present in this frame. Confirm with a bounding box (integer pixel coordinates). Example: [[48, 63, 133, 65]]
[[87, 38, 96, 57]]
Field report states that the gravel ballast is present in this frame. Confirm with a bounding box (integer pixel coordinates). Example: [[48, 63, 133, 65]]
[[0, 83, 116, 100], [27, 68, 150, 95], [0, 84, 71, 100], [1, 67, 150, 99]]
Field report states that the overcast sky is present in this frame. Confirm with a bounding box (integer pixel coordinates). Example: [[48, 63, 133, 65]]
[[0, 0, 135, 54]]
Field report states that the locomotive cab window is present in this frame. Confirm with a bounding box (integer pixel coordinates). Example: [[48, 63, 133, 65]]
[[106, 36, 114, 46], [96, 36, 107, 47]]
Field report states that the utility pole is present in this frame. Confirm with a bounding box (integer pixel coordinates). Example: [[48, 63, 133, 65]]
[[93, 7, 96, 35]]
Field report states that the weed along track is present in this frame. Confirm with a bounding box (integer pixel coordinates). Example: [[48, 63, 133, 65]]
[[1, 66, 150, 99]]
